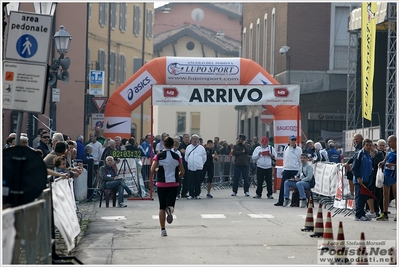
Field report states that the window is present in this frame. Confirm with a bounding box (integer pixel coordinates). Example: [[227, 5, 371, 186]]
[[331, 5, 350, 70], [133, 5, 141, 35], [118, 54, 126, 84], [240, 119, 244, 135], [98, 50, 106, 71], [270, 8, 276, 76], [254, 116, 259, 138], [176, 112, 186, 134], [110, 3, 117, 29], [256, 18, 260, 63], [99, 3, 107, 26], [190, 112, 200, 135], [186, 41, 195, 50], [247, 118, 251, 140], [249, 23, 253, 60], [242, 27, 246, 58], [263, 13, 268, 69], [308, 120, 345, 141], [119, 3, 127, 32], [146, 9, 153, 39], [109, 51, 116, 83], [133, 57, 142, 74], [131, 123, 136, 138]]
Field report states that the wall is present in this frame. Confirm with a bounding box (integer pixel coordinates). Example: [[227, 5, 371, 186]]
[[87, 3, 154, 141], [2, 3, 87, 143], [155, 3, 241, 41]]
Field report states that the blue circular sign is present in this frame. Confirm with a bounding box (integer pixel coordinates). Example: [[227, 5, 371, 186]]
[[16, 34, 38, 58], [95, 121, 104, 129]]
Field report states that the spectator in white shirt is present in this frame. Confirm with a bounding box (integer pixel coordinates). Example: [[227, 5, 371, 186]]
[[252, 136, 277, 199], [275, 135, 302, 206], [184, 134, 206, 199]]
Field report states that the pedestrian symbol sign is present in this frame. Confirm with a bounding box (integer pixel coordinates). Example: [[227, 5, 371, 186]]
[[5, 11, 52, 63], [16, 34, 38, 58]]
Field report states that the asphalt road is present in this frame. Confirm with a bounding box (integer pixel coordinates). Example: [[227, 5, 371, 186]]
[[74, 188, 397, 265]]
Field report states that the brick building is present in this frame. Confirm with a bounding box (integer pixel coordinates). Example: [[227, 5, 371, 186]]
[[241, 3, 353, 143]]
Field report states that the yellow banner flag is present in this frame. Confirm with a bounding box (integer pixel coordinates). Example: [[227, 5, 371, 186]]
[[361, 2, 377, 121]]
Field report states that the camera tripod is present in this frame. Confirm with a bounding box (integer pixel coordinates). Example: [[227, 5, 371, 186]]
[[117, 158, 143, 199]]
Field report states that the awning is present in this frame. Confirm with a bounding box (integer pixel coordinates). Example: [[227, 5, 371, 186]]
[[348, 2, 388, 31]]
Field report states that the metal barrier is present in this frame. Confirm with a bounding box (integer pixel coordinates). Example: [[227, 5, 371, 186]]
[[3, 198, 51, 264], [2, 176, 84, 264], [200, 155, 259, 190], [85, 160, 105, 200]]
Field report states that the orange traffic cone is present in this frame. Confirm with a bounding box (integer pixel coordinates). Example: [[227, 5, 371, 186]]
[[318, 211, 334, 251], [356, 232, 368, 265], [310, 203, 324, 238], [301, 198, 314, 232], [334, 221, 350, 264]]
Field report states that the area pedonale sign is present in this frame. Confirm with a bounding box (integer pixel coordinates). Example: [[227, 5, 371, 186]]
[[152, 84, 300, 106]]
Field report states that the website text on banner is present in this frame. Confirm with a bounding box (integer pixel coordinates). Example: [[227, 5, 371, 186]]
[[103, 57, 301, 144]]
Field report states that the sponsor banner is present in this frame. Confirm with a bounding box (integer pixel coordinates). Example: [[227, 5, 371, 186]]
[[308, 112, 346, 121], [115, 158, 147, 197], [274, 120, 301, 136], [152, 84, 300, 106], [275, 143, 288, 160], [317, 239, 396, 265], [361, 2, 376, 121], [343, 127, 380, 152], [248, 72, 273, 85], [333, 167, 355, 209], [103, 116, 130, 133], [165, 57, 241, 84], [119, 70, 155, 106]]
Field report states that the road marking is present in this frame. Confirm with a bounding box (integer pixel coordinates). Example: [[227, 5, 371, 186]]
[[201, 214, 226, 219], [101, 216, 126, 220], [247, 214, 275, 219], [152, 215, 177, 219]]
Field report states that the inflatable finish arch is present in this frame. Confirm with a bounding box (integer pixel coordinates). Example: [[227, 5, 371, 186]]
[[104, 56, 301, 156]]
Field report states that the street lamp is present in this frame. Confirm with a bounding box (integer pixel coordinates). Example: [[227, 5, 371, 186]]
[[48, 25, 72, 131], [6, 2, 20, 15], [33, 2, 56, 16], [279, 45, 290, 84]]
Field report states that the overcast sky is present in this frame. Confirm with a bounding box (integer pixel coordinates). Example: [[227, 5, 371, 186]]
[[154, 1, 169, 8]]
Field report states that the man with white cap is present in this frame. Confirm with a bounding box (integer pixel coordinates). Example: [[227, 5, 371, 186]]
[[304, 139, 316, 159], [252, 136, 277, 199], [275, 135, 302, 206]]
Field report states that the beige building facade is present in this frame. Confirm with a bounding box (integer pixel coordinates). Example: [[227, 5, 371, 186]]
[[87, 3, 154, 140], [153, 3, 242, 143]]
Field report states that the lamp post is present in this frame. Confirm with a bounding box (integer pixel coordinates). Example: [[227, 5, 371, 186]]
[[279, 45, 290, 84], [48, 25, 72, 132]]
